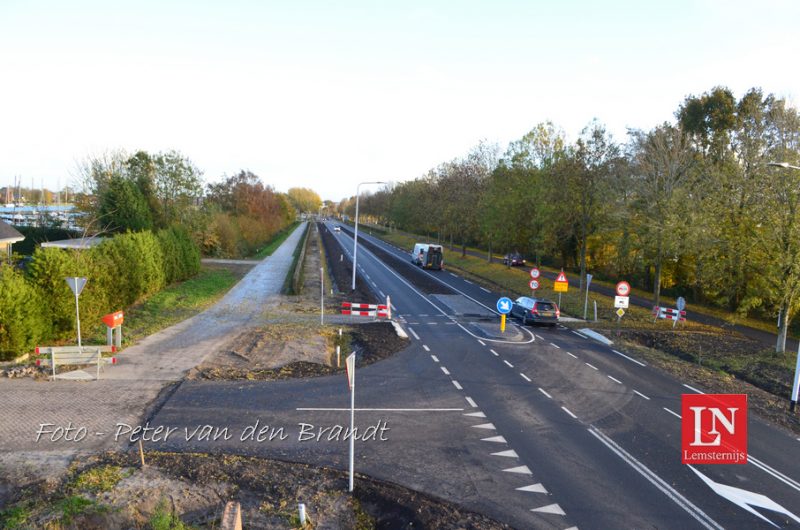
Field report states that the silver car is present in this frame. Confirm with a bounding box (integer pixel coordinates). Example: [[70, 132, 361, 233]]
[[510, 296, 560, 326]]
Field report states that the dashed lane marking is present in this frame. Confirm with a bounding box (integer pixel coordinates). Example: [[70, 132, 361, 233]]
[[431, 355, 439, 363], [550, 342, 560, 349], [517, 483, 548, 494], [419, 314, 429, 317], [441, 367, 450, 375], [504, 360, 514, 368], [481, 435, 507, 443], [422, 345, 430, 352], [566, 351, 577, 358], [427, 322, 438, 325], [538, 388, 552, 399], [466, 397, 478, 408], [585, 363, 598, 370], [478, 340, 486, 346], [463, 411, 486, 418], [531, 504, 566, 516], [491, 349, 499, 356], [452, 380, 463, 390], [491, 449, 519, 458], [379, 290, 385, 298], [464, 279, 473, 284], [520, 373, 531, 382], [480, 287, 491, 293], [561, 407, 577, 419], [536, 335, 544, 340], [608, 375, 623, 384], [683, 383, 704, 394], [572, 330, 588, 339], [612, 349, 646, 367], [408, 327, 420, 340], [472, 423, 496, 430], [663, 408, 682, 419], [634, 390, 650, 400]]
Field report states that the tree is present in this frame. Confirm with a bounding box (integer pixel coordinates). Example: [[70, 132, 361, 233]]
[[98, 175, 154, 232], [287, 187, 322, 214]]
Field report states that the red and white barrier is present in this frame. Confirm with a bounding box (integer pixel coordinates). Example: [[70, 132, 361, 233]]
[[653, 306, 687, 325], [341, 296, 392, 318]]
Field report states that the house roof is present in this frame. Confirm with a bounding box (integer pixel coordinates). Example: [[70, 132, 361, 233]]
[[0, 219, 24, 243]]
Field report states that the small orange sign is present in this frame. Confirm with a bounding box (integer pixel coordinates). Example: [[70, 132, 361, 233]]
[[102, 311, 124, 328]]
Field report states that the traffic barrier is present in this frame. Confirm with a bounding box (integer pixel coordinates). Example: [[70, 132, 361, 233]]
[[341, 302, 389, 318], [653, 306, 686, 324]]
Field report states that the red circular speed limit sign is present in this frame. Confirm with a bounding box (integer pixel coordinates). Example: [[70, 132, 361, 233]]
[[529, 279, 539, 290], [530, 268, 540, 279], [616, 281, 631, 296]]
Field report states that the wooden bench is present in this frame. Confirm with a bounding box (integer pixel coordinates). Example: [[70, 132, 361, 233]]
[[35, 346, 118, 380]]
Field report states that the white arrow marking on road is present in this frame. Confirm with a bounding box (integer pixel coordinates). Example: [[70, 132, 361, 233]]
[[472, 423, 496, 430], [517, 483, 548, 494], [531, 504, 565, 516], [463, 411, 486, 418], [481, 435, 507, 443], [491, 449, 519, 458], [688, 466, 800, 527], [503, 465, 532, 474]]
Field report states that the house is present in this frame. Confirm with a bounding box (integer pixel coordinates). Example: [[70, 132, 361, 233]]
[[0, 219, 24, 262]]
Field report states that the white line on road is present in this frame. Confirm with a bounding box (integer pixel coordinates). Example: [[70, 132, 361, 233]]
[[566, 351, 577, 359], [504, 360, 514, 368], [749, 455, 800, 492], [589, 427, 723, 530], [536, 335, 544, 340], [453, 380, 463, 390], [408, 327, 420, 340], [561, 406, 577, 419], [611, 349, 647, 367], [480, 287, 491, 293], [466, 396, 478, 408], [378, 290, 385, 298], [490, 349, 499, 356], [539, 388, 552, 399], [422, 345, 430, 351], [427, 322, 437, 325], [571, 330, 588, 339], [464, 279, 473, 284], [297, 408, 463, 412], [520, 373, 531, 382], [441, 367, 450, 375], [585, 363, 598, 370], [478, 340, 486, 346], [431, 355, 439, 362], [449, 272, 458, 278], [683, 383, 704, 394], [608, 375, 623, 384], [663, 407, 682, 419], [633, 390, 650, 400], [550, 342, 561, 349]]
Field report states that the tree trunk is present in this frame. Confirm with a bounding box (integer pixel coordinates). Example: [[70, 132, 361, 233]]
[[487, 241, 492, 263], [777, 303, 790, 353]]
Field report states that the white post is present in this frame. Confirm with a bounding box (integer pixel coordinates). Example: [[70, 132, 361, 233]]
[[320, 267, 324, 325], [348, 354, 356, 492], [298, 503, 307, 526], [74, 289, 82, 349], [791, 340, 800, 412], [594, 300, 597, 322], [351, 187, 361, 291], [583, 274, 592, 320], [387, 295, 392, 319], [336, 345, 341, 367]]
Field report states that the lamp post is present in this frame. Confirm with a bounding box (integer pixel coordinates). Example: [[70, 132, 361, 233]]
[[351, 181, 384, 291], [768, 162, 800, 411]]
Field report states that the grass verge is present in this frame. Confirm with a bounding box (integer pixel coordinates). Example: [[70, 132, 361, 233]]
[[252, 221, 300, 260]]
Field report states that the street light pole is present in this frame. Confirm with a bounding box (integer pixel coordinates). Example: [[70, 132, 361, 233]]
[[768, 161, 800, 411], [351, 181, 384, 291]]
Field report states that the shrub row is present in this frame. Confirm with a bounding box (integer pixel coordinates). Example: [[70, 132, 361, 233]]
[[0, 226, 199, 358]]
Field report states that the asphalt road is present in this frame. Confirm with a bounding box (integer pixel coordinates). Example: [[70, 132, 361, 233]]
[[148, 222, 800, 529]]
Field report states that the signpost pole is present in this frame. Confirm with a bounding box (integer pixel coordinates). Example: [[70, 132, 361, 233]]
[[790, 341, 800, 412], [320, 267, 324, 325], [501, 314, 506, 333], [346, 352, 356, 492], [583, 274, 592, 320]]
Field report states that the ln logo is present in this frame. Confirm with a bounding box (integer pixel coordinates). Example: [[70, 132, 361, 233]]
[[681, 394, 747, 464]]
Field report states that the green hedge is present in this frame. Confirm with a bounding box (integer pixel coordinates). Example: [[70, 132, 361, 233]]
[[0, 227, 201, 358]]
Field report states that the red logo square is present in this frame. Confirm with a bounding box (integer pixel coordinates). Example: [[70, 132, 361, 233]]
[[681, 394, 747, 464]]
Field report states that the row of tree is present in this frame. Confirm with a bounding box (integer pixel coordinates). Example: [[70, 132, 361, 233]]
[[349, 86, 800, 351]]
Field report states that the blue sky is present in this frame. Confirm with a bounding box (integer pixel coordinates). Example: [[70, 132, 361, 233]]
[[1, 0, 797, 201]]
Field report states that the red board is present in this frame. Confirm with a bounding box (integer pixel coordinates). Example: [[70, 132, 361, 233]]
[[616, 281, 631, 296], [102, 311, 124, 328]]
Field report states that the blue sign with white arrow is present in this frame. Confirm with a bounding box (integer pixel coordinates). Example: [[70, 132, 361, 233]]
[[496, 297, 513, 314]]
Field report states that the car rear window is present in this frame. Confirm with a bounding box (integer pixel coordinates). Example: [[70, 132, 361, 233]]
[[536, 302, 554, 312]]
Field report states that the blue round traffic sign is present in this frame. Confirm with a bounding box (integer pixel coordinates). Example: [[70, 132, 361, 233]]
[[496, 297, 513, 314]]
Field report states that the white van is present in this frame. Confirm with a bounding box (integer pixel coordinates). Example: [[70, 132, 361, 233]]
[[411, 243, 444, 270]]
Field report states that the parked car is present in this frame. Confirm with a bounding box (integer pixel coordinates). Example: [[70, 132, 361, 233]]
[[510, 296, 560, 326], [503, 252, 526, 266]]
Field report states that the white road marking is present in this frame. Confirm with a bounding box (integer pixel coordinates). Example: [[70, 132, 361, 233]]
[[427, 322, 437, 325], [418, 314, 429, 317], [441, 367, 450, 375], [566, 351, 577, 358], [463, 411, 486, 418], [449, 272, 458, 278], [531, 504, 566, 516], [536, 334, 544, 340], [430, 355, 439, 362], [390, 304, 396, 311], [749, 455, 800, 492], [663, 407, 682, 419], [571, 330, 588, 339], [589, 427, 723, 530], [466, 396, 477, 408], [538, 388, 552, 399], [472, 423, 496, 430], [520, 373, 531, 382], [297, 408, 463, 412], [490, 349, 499, 356], [504, 360, 514, 368], [464, 279, 473, 284], [550, 342, 560, 349], [478, 340, 486, 346], [608, 375, 623, 384], [452, 380, 463, 390], [491, 449, 519, 458], [503, 465, 532, 475], [611, 349, 647, 367], [683, 383, 704, 394], [482, 435, 507, 443], [422, 345, 430, 351], [585, 363, 598, 370], [480, 287, 491, 293], [561, 407, 577, 419], [633, 390, 650, 400], [517, 483, 548, 494], [408, 327, 420, 340]]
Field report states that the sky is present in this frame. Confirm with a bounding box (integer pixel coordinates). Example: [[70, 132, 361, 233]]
[[1, 0, 798, 202]]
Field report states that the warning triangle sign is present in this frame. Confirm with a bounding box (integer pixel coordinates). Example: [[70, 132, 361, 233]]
[[555, 271, 568, 283]]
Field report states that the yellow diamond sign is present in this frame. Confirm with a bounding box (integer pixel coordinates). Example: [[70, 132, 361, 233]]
[[616, 308, 625, 318]]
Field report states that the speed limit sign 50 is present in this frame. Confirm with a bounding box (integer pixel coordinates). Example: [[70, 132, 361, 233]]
[[616, 281, 631, 297]]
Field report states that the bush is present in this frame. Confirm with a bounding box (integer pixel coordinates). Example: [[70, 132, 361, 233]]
[[25, 247, 84, 339], [0, 265, 50, 358]]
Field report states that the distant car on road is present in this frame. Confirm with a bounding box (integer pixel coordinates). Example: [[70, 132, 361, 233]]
[[333, 225, 341, 232], [510, 296, 560, 326], [503, 252, 526, 266]]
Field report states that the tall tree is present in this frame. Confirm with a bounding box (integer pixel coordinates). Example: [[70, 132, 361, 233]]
[[287, 187, 322, 214]]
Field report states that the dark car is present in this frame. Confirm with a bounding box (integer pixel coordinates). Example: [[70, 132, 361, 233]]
[[503, 252, 526, 266], [510, 296, 560, 326]]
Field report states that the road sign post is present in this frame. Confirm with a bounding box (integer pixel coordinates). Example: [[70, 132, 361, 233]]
[[346, 352, 356, 492], [584, 273, 593, 320], [496, 297, 512, 334], [66, 277, 87, 349]]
